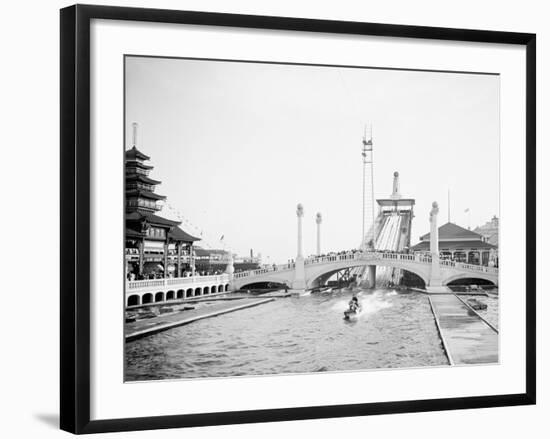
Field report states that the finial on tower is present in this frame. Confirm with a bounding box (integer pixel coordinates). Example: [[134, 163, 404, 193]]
[[391, 171, 401, 200], [132, 122, 138, 148], [296, 203, 304, 217], [316, 212, 322, 224]]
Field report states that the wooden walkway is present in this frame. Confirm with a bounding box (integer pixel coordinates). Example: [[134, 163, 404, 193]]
[[428, 294, 498, 365]]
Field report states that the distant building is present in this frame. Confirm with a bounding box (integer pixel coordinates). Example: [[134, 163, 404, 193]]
[[194, 247, 262, 273], [125, 145, 200, 279], [411, 222, 497, 266], [474, 215, 499, 247]]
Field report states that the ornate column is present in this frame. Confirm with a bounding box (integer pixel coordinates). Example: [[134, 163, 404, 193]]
[[428, 201, 443, 289], [176, 242, 182, 277], [190, 242, 195, 276], [163, 241, 169, 278], [138, 240, 144, 278], [292, 203, 306, 289], [225, 251, 234, 290], [316, 212, 322, 256]]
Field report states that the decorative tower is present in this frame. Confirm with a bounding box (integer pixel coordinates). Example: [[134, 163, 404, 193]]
[[427, 201, 445, 291], [316, 212, 322, 256], [125, 123, 166, 214], [361, 126, 375, 249], [292, 203, 306, 290]]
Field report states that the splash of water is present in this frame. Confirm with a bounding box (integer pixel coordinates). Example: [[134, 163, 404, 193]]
[[331, 291, 393, 319]]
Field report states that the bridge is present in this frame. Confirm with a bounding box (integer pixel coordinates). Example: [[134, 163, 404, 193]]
[[124, 200, 498, 307], [232, 250, 498, 290]]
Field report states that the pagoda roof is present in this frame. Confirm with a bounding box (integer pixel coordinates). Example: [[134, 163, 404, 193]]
[[125, 227, 144, 238], [169, 226, 201, 242], [125, 174, 161, 185], [126, 189, 166, 200], [411, 240, 496, 251], [418, 222, 485, 242], [126, 161, 153, 170], [125, 146, 150, 161], [126, 211, 181, 227]]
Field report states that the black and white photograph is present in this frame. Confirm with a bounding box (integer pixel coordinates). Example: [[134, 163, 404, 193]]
[[124, 55, 500, 381]]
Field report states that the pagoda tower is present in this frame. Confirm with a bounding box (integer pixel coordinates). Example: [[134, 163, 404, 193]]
[[125, 123, 200, 280], [125, 123, 166, 214]]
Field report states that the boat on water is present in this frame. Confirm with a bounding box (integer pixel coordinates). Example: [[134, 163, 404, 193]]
[[344, 297, 362, 320], [466, 298, 488, 311], [343, 306, 361, 320]]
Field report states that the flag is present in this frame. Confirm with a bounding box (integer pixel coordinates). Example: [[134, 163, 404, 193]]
[[464, 208, 470, 213]]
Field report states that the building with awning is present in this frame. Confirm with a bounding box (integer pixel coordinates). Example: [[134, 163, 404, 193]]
[[125, 141, 201, 279], [410, 222, 497, 266]]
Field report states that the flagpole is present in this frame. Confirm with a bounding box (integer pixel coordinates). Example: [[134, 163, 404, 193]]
[[448, 188, 450, 223]]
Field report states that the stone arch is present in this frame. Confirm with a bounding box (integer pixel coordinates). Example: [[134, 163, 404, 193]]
[[166, 290, 175, 300], [142, 293, 153, 304], [225, 284, 229, 291], [306, 260, 430, 289], [211, 285, 217, 293], [155, 292, 164, 302], [177, 289, 184, 299], [444, 273, 497, 286], [127, 295, 140, 307], [219, 284, 224, 293], [194, 287, 202, 296], [186, 288, 193, 298], [203, 286, 210, 295]]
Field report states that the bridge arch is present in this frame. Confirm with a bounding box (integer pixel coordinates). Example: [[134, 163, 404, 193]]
[[127, 295, 140, 307], [239, 281, 289, 290], [166, 290, 175, 300], [142, 293, 153, 304], [443, 273, 497, 286], [305, 260, 430, 289]]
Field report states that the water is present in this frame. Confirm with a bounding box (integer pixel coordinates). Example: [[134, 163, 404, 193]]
[[462, 293, 499, 329], [125, 289, 449, 381]]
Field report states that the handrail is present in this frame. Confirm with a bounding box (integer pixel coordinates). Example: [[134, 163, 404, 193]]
[[127, 274, 230, 290], [233, 250, 498, 279]]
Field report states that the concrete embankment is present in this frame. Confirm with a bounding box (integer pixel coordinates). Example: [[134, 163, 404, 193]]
[[125, 298, 275, 342], [428, 294, 498, 365]]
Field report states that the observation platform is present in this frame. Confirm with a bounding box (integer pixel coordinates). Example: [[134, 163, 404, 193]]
[[428, 294, 498, 365]]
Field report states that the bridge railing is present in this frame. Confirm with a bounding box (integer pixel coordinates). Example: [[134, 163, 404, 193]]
[[233, 250, 498, 280], [233, 263, 295, 279], [127, 274, 230, 291], [454, 262, 499, 275]]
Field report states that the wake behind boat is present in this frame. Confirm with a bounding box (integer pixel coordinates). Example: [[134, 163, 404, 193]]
[[344, 295, 362, 320]]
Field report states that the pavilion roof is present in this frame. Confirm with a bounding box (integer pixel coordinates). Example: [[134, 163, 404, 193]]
[[411, 240, 496, 251], [125, 146, 150, 161], [418, 222, 485, 242], [126, 211, 181, 227], [169, 226, 201, 243]]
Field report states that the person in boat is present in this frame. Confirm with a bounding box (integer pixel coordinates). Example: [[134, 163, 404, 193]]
[[348, 295, 360, 313]]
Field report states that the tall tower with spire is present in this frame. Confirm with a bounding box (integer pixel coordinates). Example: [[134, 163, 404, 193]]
[[361, 125, 375, 249]]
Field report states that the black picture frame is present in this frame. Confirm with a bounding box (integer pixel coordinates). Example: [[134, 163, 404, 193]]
[[60, 4, 536, 434]]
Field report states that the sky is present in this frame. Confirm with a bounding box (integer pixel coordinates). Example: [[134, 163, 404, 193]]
[[125, 56, 500, 265]]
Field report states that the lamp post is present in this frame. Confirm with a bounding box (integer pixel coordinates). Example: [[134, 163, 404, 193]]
[[316, 212, 322, 256]]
